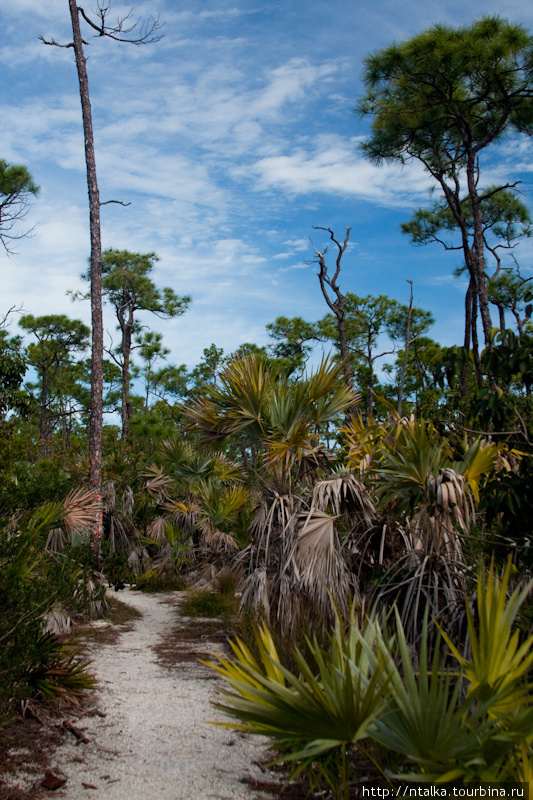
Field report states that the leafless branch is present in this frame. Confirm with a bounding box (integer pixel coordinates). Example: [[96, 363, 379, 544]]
[[39, 35, 77, 48], [100, 200, 131, 206], [78, 2, 165, 45], [104, 333, 122, 368], [0, 304, 23, 329], [0, 193, 37, 256]]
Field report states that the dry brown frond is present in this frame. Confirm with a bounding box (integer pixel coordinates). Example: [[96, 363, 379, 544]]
[[240, 568, 271, 620], [103, 480, 116, 514], [61, 487, 102, 538], [46, 527, 67, 552], [143, 467, 175, 499], [293, 509, 350, 623], [122, 486, 134, 516], [250, 491, 302, 557], [275, 570, 302, 636], [209, 530, 238, 554], [418, 468, 471, 561], [312, 472, 375, 526], [373, 547, 467, 646], [45, 607, 72, 635], [146, 516, 168, 543], [127, 546, 150, 575]]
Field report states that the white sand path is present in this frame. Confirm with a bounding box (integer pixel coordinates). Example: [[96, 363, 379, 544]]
[[50, 589, 270, 800]]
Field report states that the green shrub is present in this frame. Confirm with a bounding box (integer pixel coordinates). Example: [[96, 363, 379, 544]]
[[181, 588, 237, 618], [133, 569, 187, 593], [101, 544, 135, 589], [209, 562, 533, 798], [215, 567, 238, 596], [0, 506, 100, 718]]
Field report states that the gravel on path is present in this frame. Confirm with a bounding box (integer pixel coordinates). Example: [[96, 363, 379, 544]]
[[48, 589, 270, 800]]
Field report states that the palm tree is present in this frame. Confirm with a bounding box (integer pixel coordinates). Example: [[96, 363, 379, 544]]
[[361, 416, 499, 641], [185, 355, 364, 633]]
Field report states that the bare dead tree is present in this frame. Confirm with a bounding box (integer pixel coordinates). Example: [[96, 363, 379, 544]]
[[312, 226, 354, 393], [41, 2, 164, 492]]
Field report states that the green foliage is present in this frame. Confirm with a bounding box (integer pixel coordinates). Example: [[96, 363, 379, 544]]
[[19, 313, 91, 447], [483, 328, 533, 394], [359, 16, 533, 363], [80, 248, 191, 438], [266, 316, 319, 376], [479, 454, 533, 567], [383, 336, 446, 413], [134, 569, 187, 593], [209, 610, 391, 800], [441, 560, 533, 712], [185, 354, 358, 480], [0, 159, 39, 252], [375, 565, 533, 783], [0, 504, 100, 717], [24, 635, 96, 712], [358, 17, 533, 164], [0, 330, 31, 419], [402, 190, 532, 254], [96, 249, 191, 321], [181, 588, 237, 618], [210, 564, 533, 793], [317, 293, 434, 417]]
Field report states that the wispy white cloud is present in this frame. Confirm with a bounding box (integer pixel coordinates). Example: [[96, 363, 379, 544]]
[[3, 0, 533, 371], [250, 135, 432, 205]]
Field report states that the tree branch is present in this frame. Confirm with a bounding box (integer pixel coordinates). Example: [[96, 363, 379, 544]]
[[39, 35, 76, 48], [78, 2, 165, 45]]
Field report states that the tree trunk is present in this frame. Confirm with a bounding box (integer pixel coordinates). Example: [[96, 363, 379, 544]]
[[397, 281, 413, 417], [461, 279, 473, 398], [471, 292, 483, 389], [336, 300, 354, 392], [38, 371, 51, 458], [120, 313, 134, 438], [466, 158, 493, 351], [69, 0, 103, 493], [367, 368, 374, 422]]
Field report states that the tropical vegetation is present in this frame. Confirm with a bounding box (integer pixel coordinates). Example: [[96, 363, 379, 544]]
[[3, 12, 533, 798]]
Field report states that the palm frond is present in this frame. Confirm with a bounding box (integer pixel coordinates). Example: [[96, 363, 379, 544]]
[[293, 509, 350, 623], [61, 488, 101, 538], [312, 472, 376, 526]]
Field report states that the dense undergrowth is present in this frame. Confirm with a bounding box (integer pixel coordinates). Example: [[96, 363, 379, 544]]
[[2, 351, 533, 798]]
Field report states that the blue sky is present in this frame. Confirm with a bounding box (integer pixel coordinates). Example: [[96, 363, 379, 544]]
[[2, 0, 533, 373]]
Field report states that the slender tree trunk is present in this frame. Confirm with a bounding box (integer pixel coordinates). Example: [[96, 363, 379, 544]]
[[471, 292, 483, 389], [497, 303, 506, 335], [120, 317, 134, 438], [69, 0, 103, 492], [121, 327, 131, 439], [336, 301, 354, 391], [38, 371, 51, 458], [461, 279, 473, 397], [466, 158, 493, 351], [366, 337, 374, 421], [367, 369, 375, 422], [397, 281, 413, 417]]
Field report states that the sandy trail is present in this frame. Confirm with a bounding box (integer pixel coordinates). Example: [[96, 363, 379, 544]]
[[49, 589, 269, 800]]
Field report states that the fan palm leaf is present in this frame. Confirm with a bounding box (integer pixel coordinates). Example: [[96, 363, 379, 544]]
[[292, 509, 350, 622], [441, 560, 533, 713], [207, 608, 392, 800], [312, 470, 376, 526]]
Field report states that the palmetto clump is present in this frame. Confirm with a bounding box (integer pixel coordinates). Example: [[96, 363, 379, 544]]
[[360, 416, 499, 641], [185, 355, 365, 634]]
